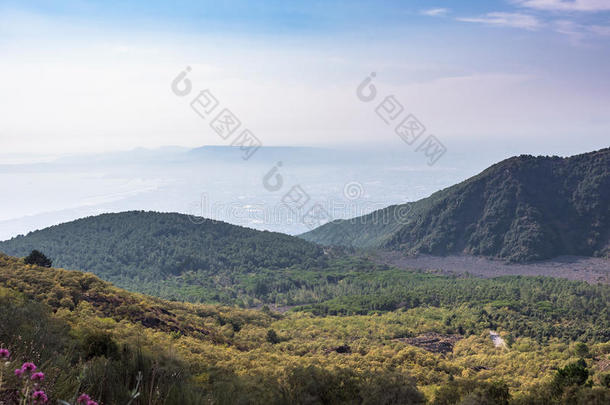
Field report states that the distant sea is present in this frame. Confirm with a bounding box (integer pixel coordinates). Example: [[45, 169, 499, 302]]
[[0, 145, 500, 240]]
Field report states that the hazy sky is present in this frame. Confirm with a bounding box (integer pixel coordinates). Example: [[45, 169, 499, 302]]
[[1, 0, 609, 155]]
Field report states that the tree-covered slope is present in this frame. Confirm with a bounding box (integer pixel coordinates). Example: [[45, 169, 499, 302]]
[[301, 148, 610, 262], [1, 253, 609, 404], [0, 211, 326, 283]]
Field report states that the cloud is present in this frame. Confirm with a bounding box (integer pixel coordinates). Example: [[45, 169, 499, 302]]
[[554, 19, 581, 34], [457, 12, 543, 30], [552, 20, 587, 43], [552, 19, 610, 43], [421, 8, 449, 17], [514, 0, 610, 12], [589, 24, 610, 35]]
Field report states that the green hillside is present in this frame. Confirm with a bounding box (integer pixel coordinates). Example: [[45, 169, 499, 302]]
[[1, 253, 609, 404], [301, 148, 610, 262], [0, 211, 327, 298]]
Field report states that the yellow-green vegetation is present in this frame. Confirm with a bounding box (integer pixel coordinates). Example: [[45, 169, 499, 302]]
[[0, 253, 608, 404]]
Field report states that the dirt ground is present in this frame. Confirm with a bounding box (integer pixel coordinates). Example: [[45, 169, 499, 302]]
[[374, 251, 610, 284]]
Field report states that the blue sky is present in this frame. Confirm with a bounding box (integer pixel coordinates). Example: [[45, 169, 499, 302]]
[[3, 0, 609, 36], [3, 1, 609, 32], [1, 0, 609, 155]]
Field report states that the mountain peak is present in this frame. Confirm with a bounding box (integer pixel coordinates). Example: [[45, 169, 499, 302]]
[[301, 148, 610, 262]]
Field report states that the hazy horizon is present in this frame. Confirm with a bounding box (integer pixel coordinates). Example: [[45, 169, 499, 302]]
[[1, 142, 607, 242], [2, 0, 609, 239]]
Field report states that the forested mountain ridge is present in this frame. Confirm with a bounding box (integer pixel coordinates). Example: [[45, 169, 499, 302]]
[[0, 211, 327, 283], [301, 148, 610, 262]]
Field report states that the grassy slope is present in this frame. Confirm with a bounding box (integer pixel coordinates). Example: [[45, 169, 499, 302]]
[[301, 148, 610, 262], [1, 253, 609, 404]]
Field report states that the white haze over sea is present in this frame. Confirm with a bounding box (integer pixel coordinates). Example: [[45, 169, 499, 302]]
[[0, 143, 596, 241]]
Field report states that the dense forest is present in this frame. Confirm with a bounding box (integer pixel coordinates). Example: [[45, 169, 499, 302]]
[[127, 255, 609, 344], [0, 253, 608, 404], [0, 211, 327, 282], [301, 148, 610, 262], [1, 226, 608, 344]]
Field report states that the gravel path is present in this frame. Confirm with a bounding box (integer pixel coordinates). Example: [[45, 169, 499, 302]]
[[489, 331, 507, 348]]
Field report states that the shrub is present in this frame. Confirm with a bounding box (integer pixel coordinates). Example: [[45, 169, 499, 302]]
[[266, 329, 280, 344], [83, 332, 119, 360], [24, 250, 52, 268]]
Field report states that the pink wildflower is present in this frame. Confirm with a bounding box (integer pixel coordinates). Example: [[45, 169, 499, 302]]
[[0, 348, 9, 359], [31, 371, 45, 381], [21, 362, 37, 372], [14, 368, 24, 377], [86, 401, 98, 405], [32, 390, 48, 403], [76, 394, 91, 404]]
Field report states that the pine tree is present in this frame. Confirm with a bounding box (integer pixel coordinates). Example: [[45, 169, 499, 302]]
[[24, 250, 52, 267]]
